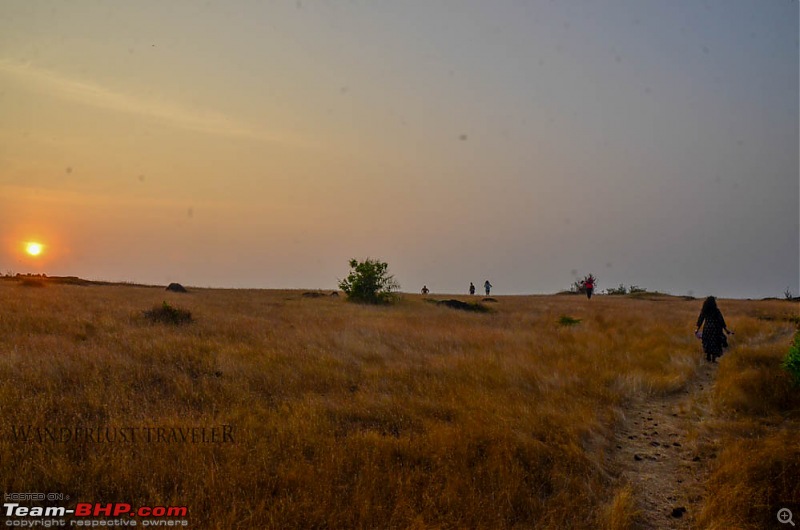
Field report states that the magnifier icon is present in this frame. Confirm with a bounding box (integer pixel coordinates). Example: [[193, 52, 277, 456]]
[[779, 508, 796, 526]]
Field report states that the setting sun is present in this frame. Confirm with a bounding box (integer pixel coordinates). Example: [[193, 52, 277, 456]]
[[25, 242, 43, 256]]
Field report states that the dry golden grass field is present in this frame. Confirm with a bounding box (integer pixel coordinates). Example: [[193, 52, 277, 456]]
[[0, 278, 797, 529]]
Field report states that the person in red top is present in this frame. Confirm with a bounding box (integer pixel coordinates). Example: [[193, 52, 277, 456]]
[[582, 274, 596, 299]]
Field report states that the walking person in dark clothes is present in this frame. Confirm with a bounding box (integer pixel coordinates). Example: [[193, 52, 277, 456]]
[[695, 296, 733, 363], [469, 282, 475, 296]]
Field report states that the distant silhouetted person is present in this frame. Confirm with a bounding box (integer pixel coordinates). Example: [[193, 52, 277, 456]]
[[469, 282, 475, 295], [581, 274, 596, 299], [484, 280, 492, 296], [695, 296, 733, 363], [421, 285, 429, 295]]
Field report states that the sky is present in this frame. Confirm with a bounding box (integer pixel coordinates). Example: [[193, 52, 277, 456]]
[[0, 0, 797, 298]]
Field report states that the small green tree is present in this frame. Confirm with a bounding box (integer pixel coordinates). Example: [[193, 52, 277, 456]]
[[782, 331, 800, 387], [338, 258, 399, 304]]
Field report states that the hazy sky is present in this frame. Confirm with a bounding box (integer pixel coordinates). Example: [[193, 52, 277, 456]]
[[1, 1, 797, 298]]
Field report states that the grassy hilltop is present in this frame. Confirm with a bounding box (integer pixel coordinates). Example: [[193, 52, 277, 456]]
[[0, 279, 797, 528]]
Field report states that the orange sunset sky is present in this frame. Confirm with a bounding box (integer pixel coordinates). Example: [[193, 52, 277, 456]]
[[1, 1, 797, 298]]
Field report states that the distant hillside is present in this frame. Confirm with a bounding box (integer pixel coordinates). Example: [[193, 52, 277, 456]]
[[2, 273, 159, 288]]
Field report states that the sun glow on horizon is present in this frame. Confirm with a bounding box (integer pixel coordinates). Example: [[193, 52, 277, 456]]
[[25, 242, 44, 257]]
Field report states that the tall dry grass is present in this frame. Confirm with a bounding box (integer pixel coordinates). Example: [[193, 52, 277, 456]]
[[695, 300, 800, 530], [0, 279, 794, 528]]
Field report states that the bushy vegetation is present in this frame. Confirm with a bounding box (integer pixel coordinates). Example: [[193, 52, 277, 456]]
[[143, 301, 193, 325], [558, 315, 581, 326], [605, 284, 650, 295], [338, 258, 399, 304], [606, 284, 627, 295], [782, 330, 800, 387], [20, 278, 46, 288], [568, 274, 597, 295]]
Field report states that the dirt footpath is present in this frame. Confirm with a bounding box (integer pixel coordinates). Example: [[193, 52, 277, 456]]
[[611, 361, 717, 529]]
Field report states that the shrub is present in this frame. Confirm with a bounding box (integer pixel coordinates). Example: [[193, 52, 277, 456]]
[[558, 315, 581, 326], [782, 331, 800, 387], [338, 258, 399, 304], [606, 284, 627, 295], [570, 274, 597, 295], [143, 301, 193, 325]]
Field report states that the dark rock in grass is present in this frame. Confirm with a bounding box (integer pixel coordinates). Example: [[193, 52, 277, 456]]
[[166, 283, 188, 293], [671, 507, 687, 518], [435, 299, 490, 313], [482, 297, 498, 303], [330, 291, 339, 297]]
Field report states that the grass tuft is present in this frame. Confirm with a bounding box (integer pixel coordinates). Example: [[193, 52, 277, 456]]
[[601, 484, 638, 530], [143, 301, 193, 325]]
